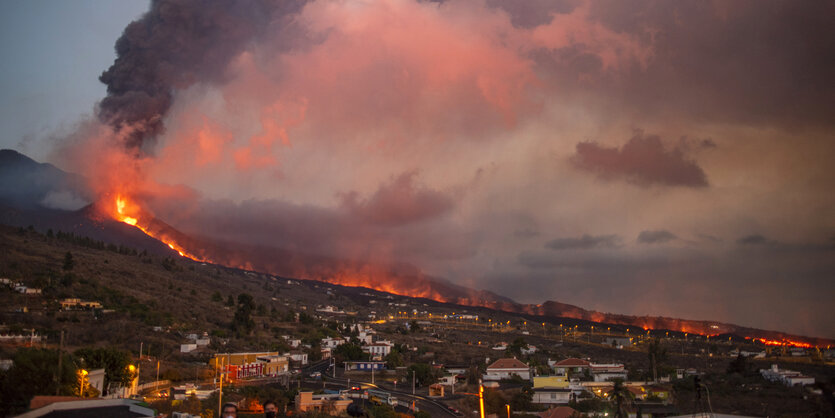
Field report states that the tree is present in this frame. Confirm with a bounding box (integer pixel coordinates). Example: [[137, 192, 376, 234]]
[[0, 348, 79, 416], [610, 379, 633, 418], [727, 352, 748, 375], [507, 337, 529, 358], [225, 295, 235, 307], [406, 363, 437, 387], [647, 338, 667, 382], [211, 291, 223, 303], [232, 293, 256, 336], [74, 347, 135, 394], [62, 251, 75, 271], [333, 343, 368, 363], [384, 350, 403, 369]]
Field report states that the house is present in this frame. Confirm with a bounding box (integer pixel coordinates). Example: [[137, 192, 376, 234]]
[[521, 345, 538, 355], [445, 365, 469, 375], [363, 342, 392, 359], [344, 361, 386, 371], [553, 358, 590, 375], [760, 364, 815, 387], [321, 337, 346, 349], [645, 385, 672, 400], [538, 406, 580, 418], [532, 388, 572, 405], [589, 363, 627, 382], [15, 285, 42, 295], [295, 392, 352, 414], [180, 344, 197, 353], [211, 352, 279, 368], [484, 358, 531, 381], [256, 355, 289, 376], [282, 336, 302, 348], [534, 376, 570, 389], [87, 368, 106, 395], [60, 298, 103, 310], [287, 351, 309, 366]]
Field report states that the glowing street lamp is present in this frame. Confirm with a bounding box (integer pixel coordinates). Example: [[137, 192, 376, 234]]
[[78, 369, 88, 397]]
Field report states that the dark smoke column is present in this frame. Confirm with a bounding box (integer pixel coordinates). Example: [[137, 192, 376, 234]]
[[98, 0, 306, 152]]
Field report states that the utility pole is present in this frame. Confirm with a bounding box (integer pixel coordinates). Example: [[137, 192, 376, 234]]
[[412, 371, 416, 395], [138, 342, 143, 386], [217, 357, 225, 416], [55, 330, 64, 395]]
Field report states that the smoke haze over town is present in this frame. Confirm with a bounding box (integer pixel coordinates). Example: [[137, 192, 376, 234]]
[[2, 0, 834, 339]]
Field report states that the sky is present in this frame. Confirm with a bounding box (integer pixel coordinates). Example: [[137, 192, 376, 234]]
[[2, 0, 834, 338]]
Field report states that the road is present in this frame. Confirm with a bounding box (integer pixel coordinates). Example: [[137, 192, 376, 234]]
[[297, 361, 457, 417]]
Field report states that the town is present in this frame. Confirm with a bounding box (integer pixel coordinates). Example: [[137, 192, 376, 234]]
[[1, 225, 833, 417]]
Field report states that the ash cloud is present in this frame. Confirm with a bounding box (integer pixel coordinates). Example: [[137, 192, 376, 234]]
[[98, 0, 306, 150], [637, 229, 677, 244], [340, 172, 454, 226], [572, 131, 709, 187], [545, 234, 621, 250]]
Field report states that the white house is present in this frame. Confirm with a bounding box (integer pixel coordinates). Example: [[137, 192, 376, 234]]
[[484, 358, 531, 381], [589, 363, 627, 382], [321, 337, 346, 349], [180, 344, 197, 353], [287, 352, 308, 366], [760, 364, 815, 387], [521, 345, 538, 355], [553, 358, 590, 375], [532, 388, 572, 405], [363, 342, 392, 359]]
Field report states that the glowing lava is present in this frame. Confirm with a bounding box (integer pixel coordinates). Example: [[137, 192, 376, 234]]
[[112, 194, 193, 259], [749, 337, 814, 349]]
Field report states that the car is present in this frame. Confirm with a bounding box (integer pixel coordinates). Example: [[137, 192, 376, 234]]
[[310, 372, 321, 378]]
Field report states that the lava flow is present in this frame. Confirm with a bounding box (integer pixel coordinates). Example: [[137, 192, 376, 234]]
[[112, 194, 202, 261], [101, 196, 831, 348]]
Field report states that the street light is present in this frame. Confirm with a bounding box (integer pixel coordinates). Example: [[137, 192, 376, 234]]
[[78, 369, 88, 397]]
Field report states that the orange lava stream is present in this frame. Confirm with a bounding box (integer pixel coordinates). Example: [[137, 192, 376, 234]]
[[113, 195, 207, 262], [748, 337, 814, 349]]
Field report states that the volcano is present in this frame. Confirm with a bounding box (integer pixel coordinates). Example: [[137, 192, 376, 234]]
[[2, 148, 831, 348]]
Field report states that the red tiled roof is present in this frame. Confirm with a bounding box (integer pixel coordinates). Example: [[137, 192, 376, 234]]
[[555, 358, 590, 367], [487, 358, 529, 369], [539, 406, 580, 418]]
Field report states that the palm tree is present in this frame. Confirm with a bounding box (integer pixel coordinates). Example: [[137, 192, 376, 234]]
[[610, 379, 634, 418]]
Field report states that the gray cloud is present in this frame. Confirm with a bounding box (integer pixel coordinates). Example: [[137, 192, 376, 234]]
[[637, 229, 677, 244], [98, 0, 306, 150], [545, 234, 621, 250], [339, 171, 454, 226], [572, 131, 709, 187], [738, 234, 768, 245]]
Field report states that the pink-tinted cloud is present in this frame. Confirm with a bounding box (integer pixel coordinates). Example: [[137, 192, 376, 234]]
[[572, 130, 709, 187], [341, 171, 454, 226]]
